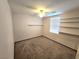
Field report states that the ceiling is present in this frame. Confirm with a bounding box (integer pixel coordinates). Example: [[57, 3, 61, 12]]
[[8, 0, 79, 16]]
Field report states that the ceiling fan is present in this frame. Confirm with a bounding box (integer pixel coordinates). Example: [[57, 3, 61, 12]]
[[23, 4, 51, 17], [21, 4, 61, 17]]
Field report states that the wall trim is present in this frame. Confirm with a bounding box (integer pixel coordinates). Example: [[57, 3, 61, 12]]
[[15, 35, 42, 43], [42, 35, 77, 52], [15, 35, 77, 52]]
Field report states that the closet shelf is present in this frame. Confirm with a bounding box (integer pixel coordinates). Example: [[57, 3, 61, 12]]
[[60, 26, 79, 29], [60, 21, 79, 23], [28, 25, 43, 26], [59, 32, 79, 36], [61, 17, 79, 20]]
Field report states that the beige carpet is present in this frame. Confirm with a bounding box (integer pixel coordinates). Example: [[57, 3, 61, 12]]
[[15, 36, 76, 59]]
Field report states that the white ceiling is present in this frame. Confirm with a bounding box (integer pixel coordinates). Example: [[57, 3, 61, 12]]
[[8, 0, 79, 15]]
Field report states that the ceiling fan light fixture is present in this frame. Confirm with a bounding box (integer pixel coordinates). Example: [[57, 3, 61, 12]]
[[38, 10, 45, 17], [33, 7, 51, 17]]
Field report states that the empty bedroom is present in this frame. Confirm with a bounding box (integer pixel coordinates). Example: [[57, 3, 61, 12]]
[[0, 0, 79, 59]]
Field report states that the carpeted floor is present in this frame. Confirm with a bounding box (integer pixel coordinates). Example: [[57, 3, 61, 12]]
[[15, 36, 76, 59]]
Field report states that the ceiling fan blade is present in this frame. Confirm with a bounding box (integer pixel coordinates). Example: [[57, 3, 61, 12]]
[[25, 5, 37, 10]]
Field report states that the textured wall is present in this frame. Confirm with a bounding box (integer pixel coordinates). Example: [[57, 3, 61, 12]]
[[13, 14, 42, 42], [43, 8, 79, 50], [0, 0, 14, 59]]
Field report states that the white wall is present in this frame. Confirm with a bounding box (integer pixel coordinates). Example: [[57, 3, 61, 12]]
[[43, 8, 79, 50], [8, 1, 43, 42], [13, 14, 42, 42], [0, 0, 14, 59]]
